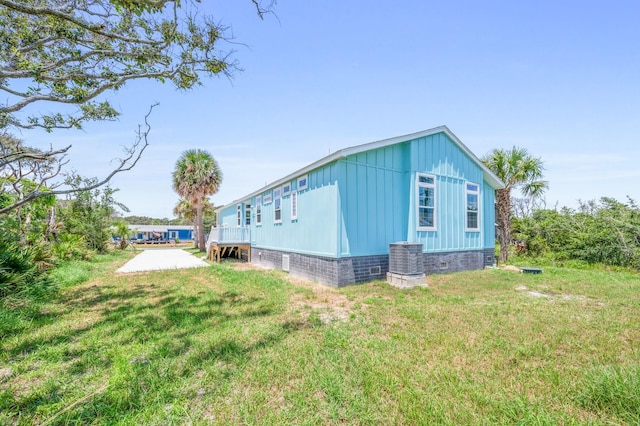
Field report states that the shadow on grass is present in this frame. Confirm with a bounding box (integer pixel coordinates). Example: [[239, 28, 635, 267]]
[[0, 270, 303, 424]]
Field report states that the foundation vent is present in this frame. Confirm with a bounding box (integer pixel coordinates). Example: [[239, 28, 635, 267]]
[[370, 266, 381, 275], [389, 242, 424, 275], [282, 254, 290, 272]]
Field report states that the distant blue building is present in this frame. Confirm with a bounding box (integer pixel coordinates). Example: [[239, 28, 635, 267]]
[[129, 225, 193, 242], [210, 126, 504, 286]]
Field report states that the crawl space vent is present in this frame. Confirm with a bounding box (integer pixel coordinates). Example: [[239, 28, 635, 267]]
[[282, 254, 290, 272]]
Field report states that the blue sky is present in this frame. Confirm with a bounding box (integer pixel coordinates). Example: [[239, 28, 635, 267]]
[[33, 0, 640, 218]]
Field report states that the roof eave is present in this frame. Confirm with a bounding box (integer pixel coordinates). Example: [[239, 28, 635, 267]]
[[219, 125, 505, 209]]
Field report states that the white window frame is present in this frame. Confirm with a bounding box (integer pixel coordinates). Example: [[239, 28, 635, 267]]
[[282, 182, 291, 197], [236, 204, 242, 227], [263, 190, 272, 204], [416, 173, 436, 231], [245, 204, 251, 226], [274, 189, 282, 224], [256, 200, 262, 226], [291, 191, 298, 220], [465, 182, 480, 231], [297, 174, 309, 191]]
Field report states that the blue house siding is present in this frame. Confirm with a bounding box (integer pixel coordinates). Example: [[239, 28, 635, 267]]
[[482, 181, 497, 249], [170, 229, 193, 240], [251, 165, 339, 257], [214, 126, 504, 285], [407, 133, 486, 252], [337, 143, 409, 257]]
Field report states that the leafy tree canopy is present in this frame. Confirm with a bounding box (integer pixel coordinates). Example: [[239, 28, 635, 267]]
[[0, 0, 273, 213], [0, 0, 272, 130]]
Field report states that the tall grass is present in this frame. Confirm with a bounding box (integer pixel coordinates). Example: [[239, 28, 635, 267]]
[[1, 255, 639, 424]]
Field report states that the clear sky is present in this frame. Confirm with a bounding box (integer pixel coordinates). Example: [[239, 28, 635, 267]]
[[31, 0, 640, 218]]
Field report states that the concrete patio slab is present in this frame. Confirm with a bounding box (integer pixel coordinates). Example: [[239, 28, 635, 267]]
[[116, 248, 209, 273]]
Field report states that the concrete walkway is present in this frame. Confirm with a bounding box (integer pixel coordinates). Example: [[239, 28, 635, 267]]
[[116, 248, 209, 273]]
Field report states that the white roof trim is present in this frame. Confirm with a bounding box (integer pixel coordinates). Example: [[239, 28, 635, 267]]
[[218, 125, 504, 211]]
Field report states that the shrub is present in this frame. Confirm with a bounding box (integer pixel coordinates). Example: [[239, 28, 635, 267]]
[[51, 234, 95, 263], [0, 240, 50, 299]]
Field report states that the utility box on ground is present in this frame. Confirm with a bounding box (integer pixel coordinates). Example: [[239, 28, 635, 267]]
[[387, 242, 427, 289]]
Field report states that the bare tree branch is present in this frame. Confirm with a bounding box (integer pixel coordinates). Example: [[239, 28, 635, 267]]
[[0, 103, 157, 214]]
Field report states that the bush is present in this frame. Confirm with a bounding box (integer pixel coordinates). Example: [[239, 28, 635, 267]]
[[51, 234, 95, 263], [513, 198, 640, 269], [0, 240, 51, 299]]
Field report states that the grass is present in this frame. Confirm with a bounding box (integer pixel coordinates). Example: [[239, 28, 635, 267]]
[[1, 254, 639, 425]]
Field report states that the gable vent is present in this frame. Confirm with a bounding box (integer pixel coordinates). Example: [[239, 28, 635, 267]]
[[282, 254, 290, 272]]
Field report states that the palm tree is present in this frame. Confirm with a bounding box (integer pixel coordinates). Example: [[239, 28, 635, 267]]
[[172, 149, 222, 252], [113, 220, 132, 250], [173, 197, 217, 248], [482, 147, 548, 262], [173, 198, 197, 247]]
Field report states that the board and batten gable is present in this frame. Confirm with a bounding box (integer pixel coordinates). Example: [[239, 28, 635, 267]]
[[482, 181, 497, 249], [407, 132, 492, 252], [337, 143, 410, 257]]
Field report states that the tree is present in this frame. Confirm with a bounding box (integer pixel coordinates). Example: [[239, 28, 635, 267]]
[[0, 0, 273, 212], [173, 197, 216, 247], [0, 107, 152, 214], [172, 150, 222, 251], [112, 220, 132, 250], [482, 146, 548, 262], [60, 176, 129, 253]]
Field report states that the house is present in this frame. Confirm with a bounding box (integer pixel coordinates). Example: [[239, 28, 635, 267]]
[[209, 126, 504, 286], [128, 225, 194, 242]]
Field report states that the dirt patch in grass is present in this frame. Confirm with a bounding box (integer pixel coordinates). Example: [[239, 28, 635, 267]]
[[231, 263, 362, 324], [289, 292, 355, 324], [515, 285, 595, 302]]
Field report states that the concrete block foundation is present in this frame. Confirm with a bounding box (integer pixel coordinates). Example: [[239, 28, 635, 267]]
[[251, 247, 492, 287]]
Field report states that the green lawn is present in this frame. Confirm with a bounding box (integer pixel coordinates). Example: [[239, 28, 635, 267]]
[[1, 253, 639, 425]]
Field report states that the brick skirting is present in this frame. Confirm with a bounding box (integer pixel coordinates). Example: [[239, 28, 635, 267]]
[[251, 247, 492, 287]]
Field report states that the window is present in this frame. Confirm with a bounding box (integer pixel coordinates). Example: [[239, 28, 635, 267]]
[[274, 199, 282, 223], [297, 174, 308, 191], [416, 173, 436, 230], [245, 204, 251, 226], [466, 182, 480, 231], [263, 190, 272, 204], [291, 191, 298, 220], [236, 204, 242, 227], [282, 182, 291, 197], [274, 188, 282, 223], [256, 196, 262, 226]]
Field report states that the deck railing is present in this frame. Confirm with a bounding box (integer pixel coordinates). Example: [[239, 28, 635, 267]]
[[206, 226, 250, 246]]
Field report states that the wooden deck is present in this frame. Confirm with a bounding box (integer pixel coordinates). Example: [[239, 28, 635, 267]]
[[207, 243, 251, 263]]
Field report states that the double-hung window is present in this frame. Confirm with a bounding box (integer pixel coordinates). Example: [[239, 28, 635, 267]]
[[236, 204, 242, 227], [416, 173, 436, 230], [256, 196, 262, 226], [466, 183, 480, 231], [273, 188, 282, 223], [291, 191, 298, 220]]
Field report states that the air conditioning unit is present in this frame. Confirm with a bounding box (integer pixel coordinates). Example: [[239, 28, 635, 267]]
[[389, 242, 424, 275]]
